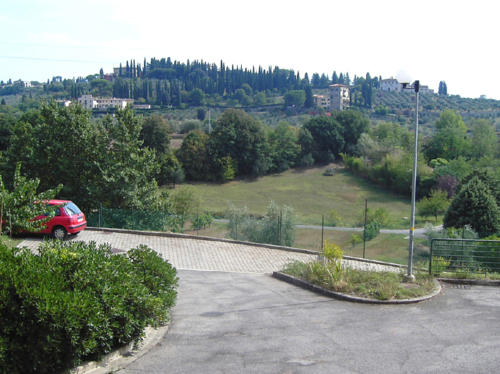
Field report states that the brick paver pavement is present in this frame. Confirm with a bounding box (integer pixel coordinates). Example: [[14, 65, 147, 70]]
[[18, 229, 402, 274]]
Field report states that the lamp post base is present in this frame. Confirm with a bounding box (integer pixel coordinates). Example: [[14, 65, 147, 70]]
[[404, 273, 416, 283]]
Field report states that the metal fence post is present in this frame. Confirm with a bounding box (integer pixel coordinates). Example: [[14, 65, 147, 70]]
[[429, 239, 434, 274], [363, 199, 367, 259], [321, 215, 324, 252], [278, 210, 282, 245]]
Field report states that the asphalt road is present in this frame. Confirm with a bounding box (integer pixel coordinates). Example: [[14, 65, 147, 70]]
[[119, 270, 500, 374]]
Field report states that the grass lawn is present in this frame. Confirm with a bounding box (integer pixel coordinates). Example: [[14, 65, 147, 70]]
[[181, 164, 415, 228]]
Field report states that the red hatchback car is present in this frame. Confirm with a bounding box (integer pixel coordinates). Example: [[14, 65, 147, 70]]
[[35, 200, 87, 240]]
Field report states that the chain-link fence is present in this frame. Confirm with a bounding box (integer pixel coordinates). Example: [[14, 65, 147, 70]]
[[87, 206, 178, 232], [429, 238, 500, 276]]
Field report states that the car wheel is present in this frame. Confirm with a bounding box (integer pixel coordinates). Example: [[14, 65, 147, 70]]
[[53, 226, 67, 240]]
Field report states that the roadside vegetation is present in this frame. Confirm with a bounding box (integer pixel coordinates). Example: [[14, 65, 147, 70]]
[[0, 240, 178, 374], [282, 241, 437, 301]]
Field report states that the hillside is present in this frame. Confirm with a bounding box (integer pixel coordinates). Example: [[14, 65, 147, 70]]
[[1, 56, 499, 130]]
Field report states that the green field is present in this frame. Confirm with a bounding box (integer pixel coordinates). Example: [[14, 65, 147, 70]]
[[182, 164, 414, 228]]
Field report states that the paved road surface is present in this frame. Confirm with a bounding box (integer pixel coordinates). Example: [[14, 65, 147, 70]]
[[18, 230, 500, 373], [119, 270, 500, 374]]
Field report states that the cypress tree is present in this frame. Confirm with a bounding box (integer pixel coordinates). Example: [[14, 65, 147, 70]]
[[444, 176, 500, 237], [332, 71, 338, 84]]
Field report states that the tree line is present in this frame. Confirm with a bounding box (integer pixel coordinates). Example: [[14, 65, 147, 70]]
[[3, 57, 386, 110], [342, 109, 500, 237], [0, 102, 368, 210], [1, 100, 498, 238]]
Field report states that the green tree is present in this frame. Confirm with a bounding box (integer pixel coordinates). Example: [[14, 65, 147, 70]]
[[332, 110, 369, 155], [304, 85, 314, 108], [284, 90, 306, 108], [6, 103, 102, 210], [458, 169, 500, 207], [233, 89, 251, 106], [469, 119, 497, 160], [169, 186, 200, 232], [176, 130, 209, 181], [157, 152, 185, 187], [297, 127, 314, 166], [5, 103, 162, 211], [0, 105, 17, 151], [0, 162, 62, 234], [417, 189, 450, 222], [189, 88, 205, 106], [254, 92, 267, 106], [208, 109, 270, 177], [444, 177, 500, 237], [425, 110, 470, 161], [140, 114, 171, 154], [268, 122, 300, 172], [433, 157, 472, 181], [303, 116, 345, 163], [96, 108, 162, 209], [90, 79, 113, 97], [196, 108, 206, 121], [438, 81, 448, 95]]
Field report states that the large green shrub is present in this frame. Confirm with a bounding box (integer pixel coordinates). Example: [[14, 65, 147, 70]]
[[444, 176, 500, 238], [0, 241, 177, 374]]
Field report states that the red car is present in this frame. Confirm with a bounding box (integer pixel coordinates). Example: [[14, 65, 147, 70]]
[[35, 200, 87, 240]]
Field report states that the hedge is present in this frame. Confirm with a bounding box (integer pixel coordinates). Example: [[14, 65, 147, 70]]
[[0, 240, 177, 373]]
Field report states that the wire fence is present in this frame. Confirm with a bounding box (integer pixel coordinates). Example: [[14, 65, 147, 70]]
[[86, 206, 400, 261], [429, 238, 500, 277], [87, 207, 177, 232]]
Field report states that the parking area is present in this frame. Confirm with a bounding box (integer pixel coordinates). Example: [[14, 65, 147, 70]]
[[120, 270, 500, 374], [18, 230, 500, 373], [18, 229, 399, 274]]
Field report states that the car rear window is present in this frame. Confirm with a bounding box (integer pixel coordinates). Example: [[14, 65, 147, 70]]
[[64, 202, 82, 215]]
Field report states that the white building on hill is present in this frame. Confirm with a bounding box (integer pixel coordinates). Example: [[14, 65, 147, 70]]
[[77, 95, 134, 110], [379, 78, 402, 92]]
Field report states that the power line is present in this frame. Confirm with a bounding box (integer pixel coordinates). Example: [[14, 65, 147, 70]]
[[0, 55, 115, 64]]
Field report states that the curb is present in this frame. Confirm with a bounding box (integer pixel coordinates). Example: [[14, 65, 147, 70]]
[[437, 278, 500, 287], [68, 324, 169, 374], [86, 227, 407, 270], [272, 271, 442, 305]]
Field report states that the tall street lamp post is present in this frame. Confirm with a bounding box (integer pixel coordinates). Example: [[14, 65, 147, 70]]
[[401, 79, 420, 282]]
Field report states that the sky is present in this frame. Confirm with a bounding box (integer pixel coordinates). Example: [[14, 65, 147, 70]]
[[1, 0, 499, 99]]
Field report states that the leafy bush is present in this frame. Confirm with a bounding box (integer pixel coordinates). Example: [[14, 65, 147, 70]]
[[325, 209, 343, 227], [432, 257, 451, 275], [0, 241, 177, 373], [0, 162, 62, 235], [322, 240, 343, 277], [191, 213, 214, 230], [364, 221, 381, 241], [227, 201, 295, 247], [349, 234, 363, 247]]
